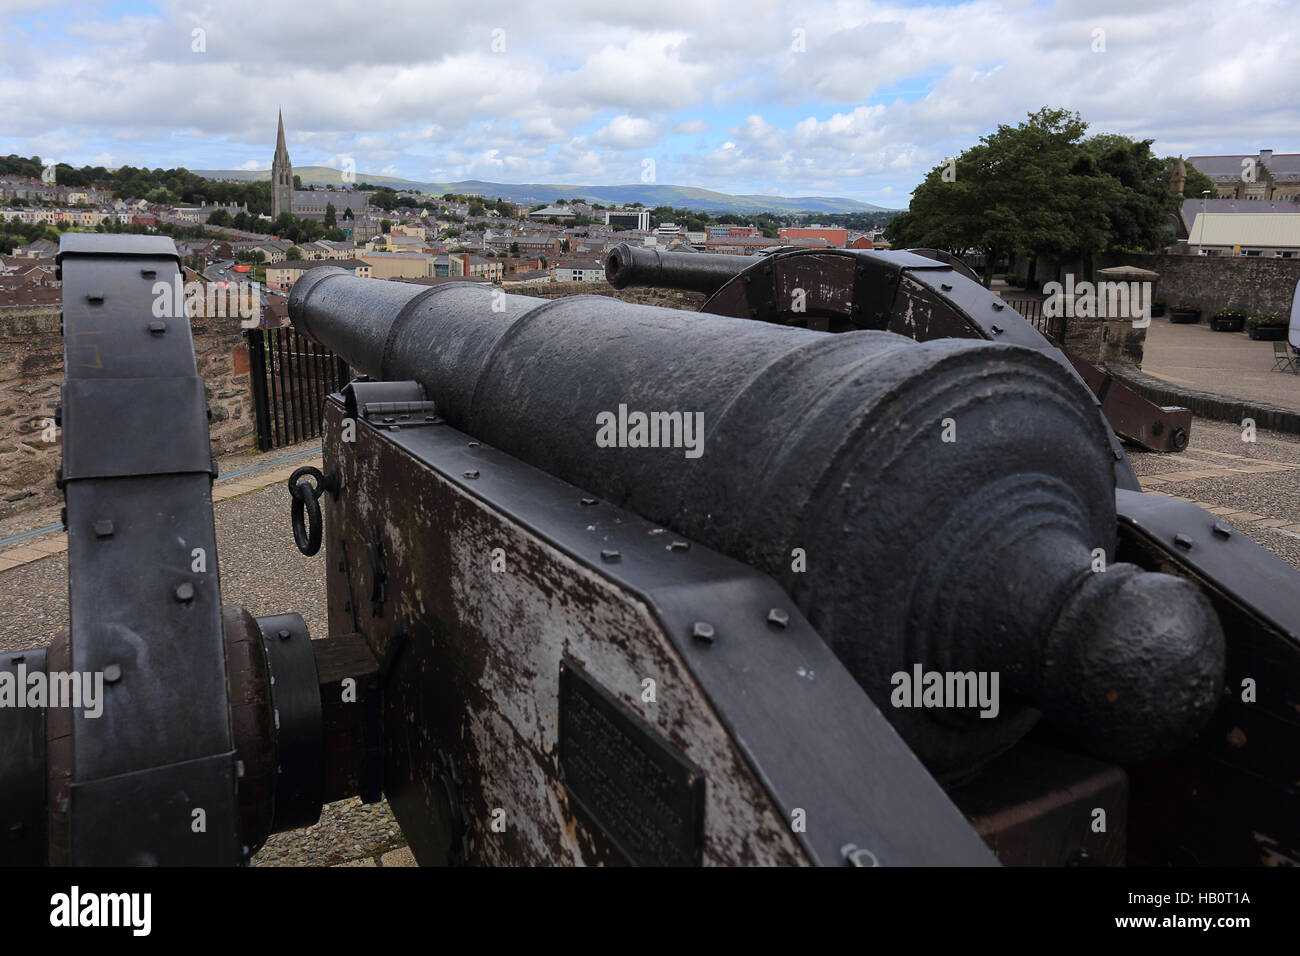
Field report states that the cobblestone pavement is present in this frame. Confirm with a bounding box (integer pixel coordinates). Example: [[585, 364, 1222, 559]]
[[1127, 418, 1300, 570], [0, 418, 1295, 865]]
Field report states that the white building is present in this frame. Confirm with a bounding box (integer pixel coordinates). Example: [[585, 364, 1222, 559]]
[[553, 258, 607, 282], [604, 208, 650, 231]]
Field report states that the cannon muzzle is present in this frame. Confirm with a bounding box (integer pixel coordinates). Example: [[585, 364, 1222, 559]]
[[604, 242, 752, 294], [289, 267, 1224, 779]]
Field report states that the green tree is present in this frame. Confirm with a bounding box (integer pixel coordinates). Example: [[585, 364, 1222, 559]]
[[298, 218, 324, 242], [888, 107, 1116, 286], [343, 207, 354, 221], [286, 246, 303, 260], [324, 202, 337, 228], [381, 219, 392, 234], [1080, 134, 1179, 252], [207, 209, 232, 227], [510, 241, 520, 255], [293, 175, 302, 189]]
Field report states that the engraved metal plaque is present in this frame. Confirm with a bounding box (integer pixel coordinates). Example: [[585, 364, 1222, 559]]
[[558, 659, 705, 866]]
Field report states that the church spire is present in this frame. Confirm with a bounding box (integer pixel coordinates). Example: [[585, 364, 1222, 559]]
[[271, 109, 293, 219]]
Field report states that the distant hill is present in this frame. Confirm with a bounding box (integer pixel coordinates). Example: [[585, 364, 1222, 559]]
[[193, 166, 896, 214]]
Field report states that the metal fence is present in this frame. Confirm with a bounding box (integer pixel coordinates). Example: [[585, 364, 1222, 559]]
[[1002, 297, 1066, 346], [246, 326, 350, 451]]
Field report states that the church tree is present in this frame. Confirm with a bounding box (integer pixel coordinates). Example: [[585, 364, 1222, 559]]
[[1160, 157, 1216, 200]]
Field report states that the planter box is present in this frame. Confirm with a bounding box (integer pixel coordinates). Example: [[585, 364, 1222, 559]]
[[1169, 309, 1201, 324], [1249, 325, 1288, 341], [1211, 316, 1245, 332]]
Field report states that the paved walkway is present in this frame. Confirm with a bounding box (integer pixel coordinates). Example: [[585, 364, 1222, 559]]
[[1140, 316, 1300, 413]]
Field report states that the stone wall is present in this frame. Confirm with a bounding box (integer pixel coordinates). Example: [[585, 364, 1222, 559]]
[[0, 306, 255, 519], [1022, 253, 1300, 317], [1093, 253, 1300, 317]]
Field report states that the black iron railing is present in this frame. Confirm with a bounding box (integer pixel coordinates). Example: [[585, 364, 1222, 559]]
[[1003, 296, 1066, 346], [246, 326, 350, 451]]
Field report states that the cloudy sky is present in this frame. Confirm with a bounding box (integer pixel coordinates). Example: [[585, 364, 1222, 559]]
[[1, 0, 1296, 208]]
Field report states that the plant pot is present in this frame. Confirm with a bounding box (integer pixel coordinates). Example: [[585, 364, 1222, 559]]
[[1169, 308, 1201, 324], [1211, 316, 1245, 332], [1249, 325, 1287, 340]]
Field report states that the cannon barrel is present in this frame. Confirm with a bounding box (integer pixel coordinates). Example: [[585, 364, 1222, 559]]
[[289, 268, 1224, 779], [605, 242, 752, 294]]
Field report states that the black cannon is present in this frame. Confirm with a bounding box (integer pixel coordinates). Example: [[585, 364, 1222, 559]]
[[606, 242, 1193, 455], [1, 234, 1297, 868]]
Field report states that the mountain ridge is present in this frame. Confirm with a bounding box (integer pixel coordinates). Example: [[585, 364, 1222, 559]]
[[192, 166, 898, 214]]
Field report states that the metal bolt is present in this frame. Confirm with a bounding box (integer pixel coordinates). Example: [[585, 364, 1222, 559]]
[[140, 268, 156, 279], [990, 324, 1004, 335], [841, 843, 879, 867], [669, 540, 690, 551], [940, 282, 952, 291], [767, 608, 790, 628], [991, 301, 1005, 311], [389, 424, 400, 432], [600, 549, 620, 562], [103, 664, 122, 684], [383, 416, 395, 423], [580, 497, 597, 506], [692, 621, 715, 643], [1174, 533, 1194, 550], [93, 519, 114, 538], [1212, 522, 1232, 539], [463, 470, 479, 479], [86, 292, 103, 304], [468, 440, 481, 447], [148, 320, 166, 334], [276, 628, 291, 641], [174, 582, 195, 602]]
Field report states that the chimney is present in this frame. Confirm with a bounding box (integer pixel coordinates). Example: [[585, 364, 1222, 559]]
[[1260, 149, 1273, 164]]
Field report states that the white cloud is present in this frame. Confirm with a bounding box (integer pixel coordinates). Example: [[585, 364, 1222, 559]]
[[592, 114, 658, 149], [0, 0, 1294, 205]]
